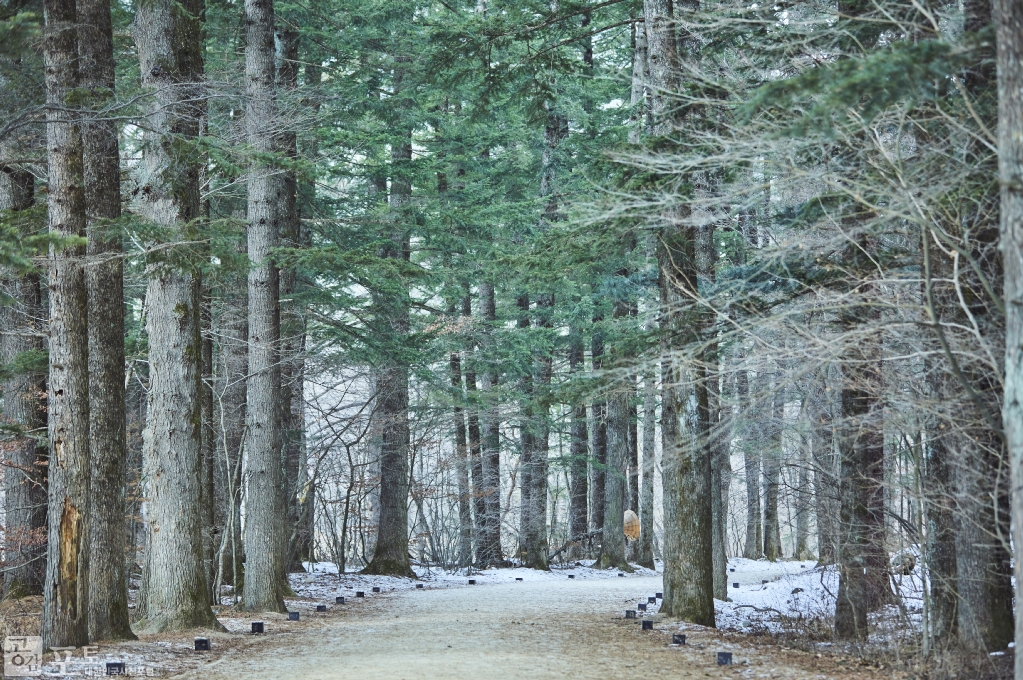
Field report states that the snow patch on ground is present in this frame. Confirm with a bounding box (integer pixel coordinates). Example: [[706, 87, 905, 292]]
[[713, 556, 925, 642], [281, 560, 660, 608], [715, 558, 836, 635]]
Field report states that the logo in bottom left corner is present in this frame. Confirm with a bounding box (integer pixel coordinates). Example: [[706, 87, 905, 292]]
[[4, 636, 42, 677]]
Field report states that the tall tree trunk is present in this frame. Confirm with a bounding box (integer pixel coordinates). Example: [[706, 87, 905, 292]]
[[477, 281, 504, 566], [133, 0, 221, 632], [217, 272, 247, 587], [516, 294, 533, 560], [524, 293, 553, 570], [600, 388, 631, 571], [292, 46, 319, 571], [812, 371, 838, 566], [794, 419, 812, 561], [833, 290, 890, 640], [241, 0, 287, 611], [833, 355, 886, 640], [996, 0, 1023, 669], [590, 322, 607, 533], [568, 328, 589, 557], [646, 0, 714, 624], [450, 343, 473, 568], [0, 162, 47, 598], [954, 433, 1014, 653], [737, 366, 762, 559], [940, 0, 1013, 654], [275, 25, 307, 575], [832, 0, 891, 642], [697, 218, 726, 598], [364, 128, 413, 577], [79, 0, 134, 640], [763, 372, 783, 561], [628, 378, 640, 516], [921, 249, 960, 644], [638, 367, 656, 569], [598, 291, 632, 572], [41, 0, 91, 647], [463, 294, 485, 558], [200, 280, 216, 602], [657, 223, 713, 623]]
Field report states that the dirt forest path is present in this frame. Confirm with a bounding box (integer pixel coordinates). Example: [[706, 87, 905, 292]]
[[180, 575, 877, 680]]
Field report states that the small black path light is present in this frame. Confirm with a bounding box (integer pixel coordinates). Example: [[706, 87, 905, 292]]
[[642, 620, 653, 631], [356, 591, 365, 597], [316, 605, 327, 612], [372, 587, 381, 593], [617, 573, 625, 578], [729, 568, 735, 572], [336, 596, 345, 604], [672, 634, 686, 645], [288, 611, 300, 621], [515, 577, 523, 581], [106, 662, 126, 675], [625, 610, 637, 619], [251, 622, 264, 634], [568, 574, 575, 579], [647, 596, 657, 604], [468, 579, 476, 585], [762, 580, 768, 584], [194, 638, 210, 651], [638, 603, 647, 612], [732, 582, 739, 589], [416, 584, 424, 589], [656, 592, 663, 599], [717, 652, 733, 665]]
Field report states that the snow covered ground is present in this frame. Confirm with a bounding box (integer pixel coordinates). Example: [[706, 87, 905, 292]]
[[280, 559, 660, 611], [280, 554, 925, 644], [713, 557, 925, 643]]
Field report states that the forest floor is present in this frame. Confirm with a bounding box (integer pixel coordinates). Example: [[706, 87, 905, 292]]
[[4, 559, 987, 678]]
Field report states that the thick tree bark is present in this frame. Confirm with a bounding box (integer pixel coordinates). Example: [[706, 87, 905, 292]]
[[996, 1, 1023, 671], [657, 223, 714, 624], [646, 0, 714, 625], [600, 388, 631, 571], [79, 0, 134, 640], [41, 0, 91, 647], [954, 435, 1014, 653], [833, 345, 888, 640], [0, 164, 47, 598], [364, 129, 413, 578], [241, 0, 288, 611], [133, 0, 221, 632], [568, 329, 589, 558], [477, 281, 504, 566]]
